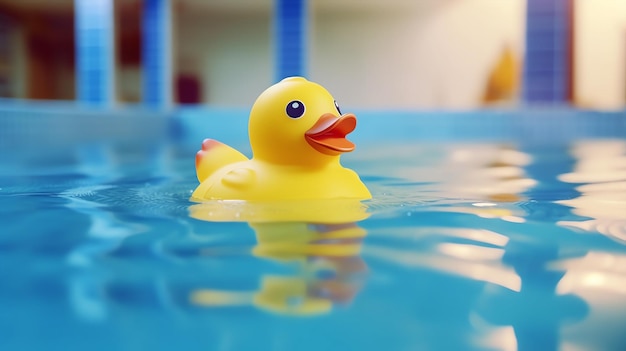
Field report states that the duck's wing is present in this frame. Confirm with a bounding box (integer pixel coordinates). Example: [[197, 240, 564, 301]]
[[221, 167, 256, 189], [196, 139, 249, 182]]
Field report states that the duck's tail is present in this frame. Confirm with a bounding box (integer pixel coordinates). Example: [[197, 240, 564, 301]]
[[196, 139, 249, 182]]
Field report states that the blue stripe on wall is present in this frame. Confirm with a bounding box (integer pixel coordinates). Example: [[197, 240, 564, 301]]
[[75, 0, 114, 106], [142, 0, 172, 108], [523, 0, 569, 104], [274, 0, 307, 81]]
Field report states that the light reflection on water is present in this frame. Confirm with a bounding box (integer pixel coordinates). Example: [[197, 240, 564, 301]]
[[188, 200, 369, 316], [557, 140, 626, 244], [3, 140, 626, 350], [356, 141, 626, 350]]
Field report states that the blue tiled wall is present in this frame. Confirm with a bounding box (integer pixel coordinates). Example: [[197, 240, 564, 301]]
[[523, 0, 570, 103], [75, 0, 114, 106], [142, 0, 172, 108], [274, 0, 307, 81], [72, 0, 576, 108]]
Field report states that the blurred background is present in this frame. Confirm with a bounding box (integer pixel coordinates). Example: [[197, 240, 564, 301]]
[[0, 0, 624, 111]]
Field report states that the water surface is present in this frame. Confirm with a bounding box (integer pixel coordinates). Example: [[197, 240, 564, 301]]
[[2, 140, 626, 351]]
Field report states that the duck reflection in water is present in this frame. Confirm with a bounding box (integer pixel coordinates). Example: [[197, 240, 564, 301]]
[[187, 199, 369, 316]]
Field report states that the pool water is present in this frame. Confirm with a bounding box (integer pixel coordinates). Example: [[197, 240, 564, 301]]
[[2, 136, 626, 351]]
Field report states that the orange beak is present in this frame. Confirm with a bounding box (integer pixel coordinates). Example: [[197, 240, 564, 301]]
[[305, 113, 356, 156]]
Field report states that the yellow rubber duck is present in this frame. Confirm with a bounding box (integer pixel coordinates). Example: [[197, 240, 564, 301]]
[[191, 77, 371, 201]]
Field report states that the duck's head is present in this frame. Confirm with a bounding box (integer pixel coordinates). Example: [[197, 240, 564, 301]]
[[249, 77, 357, 166]]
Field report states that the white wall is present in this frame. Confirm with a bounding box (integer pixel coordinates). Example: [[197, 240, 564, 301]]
[[175, 0, 626, 110], [176, 11, 272, 107], [575, 0, 626, 110], [310, 0, 526, 110], [173, 0, 524, 109]]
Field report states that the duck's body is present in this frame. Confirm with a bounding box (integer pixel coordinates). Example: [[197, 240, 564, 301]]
[[193, 157, 369, 201], [191, 77, 371, 202]]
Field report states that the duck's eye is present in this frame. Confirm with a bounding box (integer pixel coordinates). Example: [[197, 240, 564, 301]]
[[334, 100, 342, 115], [286, 100, 305, 119]]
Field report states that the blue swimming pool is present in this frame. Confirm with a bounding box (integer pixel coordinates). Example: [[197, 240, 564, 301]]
[[1, 104, 626, 350]]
